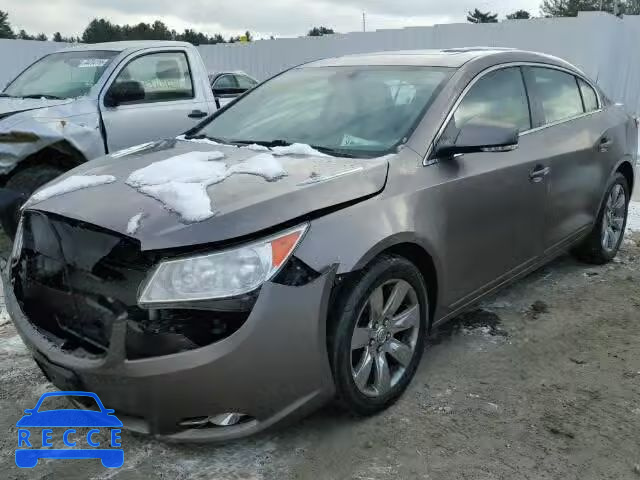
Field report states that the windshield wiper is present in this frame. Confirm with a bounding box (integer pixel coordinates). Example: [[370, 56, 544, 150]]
[[231, 139, 291, 147], [183, 133, 230, 144], [0, 93, 15, 98], [20, 94, 63, 100]]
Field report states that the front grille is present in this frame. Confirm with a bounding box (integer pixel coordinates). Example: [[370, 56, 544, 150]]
[[13, 211, 250, 359]]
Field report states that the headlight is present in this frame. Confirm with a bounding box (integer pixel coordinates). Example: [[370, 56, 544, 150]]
[[138, 223, 308, 305]]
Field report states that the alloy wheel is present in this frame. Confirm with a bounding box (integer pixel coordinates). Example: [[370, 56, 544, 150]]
[[601, 184, 627, 253], [350, 279, 421, 397]]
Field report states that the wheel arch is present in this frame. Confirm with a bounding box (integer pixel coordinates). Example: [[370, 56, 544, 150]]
[[615, 159, 635, 196], [350, 234, 442, 329], [2, 141, 87, 184]]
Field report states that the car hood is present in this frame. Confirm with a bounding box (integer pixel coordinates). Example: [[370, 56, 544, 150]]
[[27, 139, 391, 251], [0, 97, 74, 120]]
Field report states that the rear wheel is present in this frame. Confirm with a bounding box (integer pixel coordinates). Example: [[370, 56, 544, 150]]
[[329, 254, 428, 415], [573, 173, 629, 264]]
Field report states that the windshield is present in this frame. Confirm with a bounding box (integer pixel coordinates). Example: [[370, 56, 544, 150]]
[[197, 66, 453, 157], [4, 50, 118, 99]]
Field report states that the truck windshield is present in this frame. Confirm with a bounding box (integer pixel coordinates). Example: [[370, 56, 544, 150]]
[[197, 66, 453, 158], [4, 50, 118, 99]]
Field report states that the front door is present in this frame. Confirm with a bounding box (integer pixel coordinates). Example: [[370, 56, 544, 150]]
[[434, 66, 549, 307], [100, 50, 212, 152]]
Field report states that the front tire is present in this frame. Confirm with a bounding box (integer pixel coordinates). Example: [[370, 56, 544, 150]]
[[573, 172, 630, 265], [329, 254, 428, 416]]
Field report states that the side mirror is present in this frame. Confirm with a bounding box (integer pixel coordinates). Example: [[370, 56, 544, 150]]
[[434, 124, 519, 158], [104, 81, 145, 107]]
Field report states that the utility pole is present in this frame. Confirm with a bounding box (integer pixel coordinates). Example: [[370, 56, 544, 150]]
[[363, 12, 366, 32]]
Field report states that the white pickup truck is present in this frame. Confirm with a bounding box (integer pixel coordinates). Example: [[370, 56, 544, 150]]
[[0, 41, 256, 222]]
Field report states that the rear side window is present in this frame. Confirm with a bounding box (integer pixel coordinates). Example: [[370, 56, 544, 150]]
[[213, 75, 238, 90], [529, 67, 584, 124], [451, 67, 531, 132], [113, 52, 194, 103], [578, 78, 599, 112]]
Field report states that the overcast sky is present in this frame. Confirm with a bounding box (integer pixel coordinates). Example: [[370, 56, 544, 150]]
[[5, 0, 543, 39]]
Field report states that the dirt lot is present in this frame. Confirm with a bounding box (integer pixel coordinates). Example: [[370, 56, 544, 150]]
[[0, 220, 639, 479]]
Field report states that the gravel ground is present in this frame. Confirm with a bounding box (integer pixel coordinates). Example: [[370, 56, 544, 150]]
[[0, 208, 639, 479]]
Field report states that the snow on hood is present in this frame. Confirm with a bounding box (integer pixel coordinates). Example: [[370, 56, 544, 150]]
[[0, 97, 103, 175], [271, 143, 330, 157], [28, 175, 116, 204], [28, 140, 391, 250], [125, 150, 287, 222]]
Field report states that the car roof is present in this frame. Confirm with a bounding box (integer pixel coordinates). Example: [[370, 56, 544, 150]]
[[304, 47, 575, 70], [59, 40, 192, 53]]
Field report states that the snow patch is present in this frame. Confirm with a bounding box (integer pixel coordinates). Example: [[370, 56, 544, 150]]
[[140, 182, 213, 222], [126, 212, 145, 235], [241, 143, 271, 152], [176, 134, 222, 147], [126, 152, 287, 222], [227, 153, 287, 181], [127, 151, 227, 187], [29, 175, 116, 204], [271, 143, 329, 157], [627, 201, 640, 233]]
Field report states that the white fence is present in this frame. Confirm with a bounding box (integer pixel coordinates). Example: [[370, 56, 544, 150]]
[[3, 12, 640, 115]]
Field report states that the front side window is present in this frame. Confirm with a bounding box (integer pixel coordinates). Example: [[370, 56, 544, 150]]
[[112, 52, 193, 103], [451, 67, 531, 132], [213, 75, 238, 90], [198, 66, 453, 158], [529, 67, 584, 124], [4, 50, 117, 99], [235, 75, 258, 90], [578, 78, 599, 112]]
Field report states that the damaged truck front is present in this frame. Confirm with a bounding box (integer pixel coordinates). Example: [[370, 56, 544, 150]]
[[0, 41, 219, 235]]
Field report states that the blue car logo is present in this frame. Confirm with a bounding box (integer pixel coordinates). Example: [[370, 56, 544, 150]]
[[16, 391, 123, 468]]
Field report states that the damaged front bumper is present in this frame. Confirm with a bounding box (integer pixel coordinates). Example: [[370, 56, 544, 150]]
[[4, 263, 337, 442]]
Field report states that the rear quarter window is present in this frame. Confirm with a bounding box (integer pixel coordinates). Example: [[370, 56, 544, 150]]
[[578, 78, 599, 112]]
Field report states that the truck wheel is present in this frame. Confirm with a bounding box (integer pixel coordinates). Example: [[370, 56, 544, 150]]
[[2, 165, 66, 238]]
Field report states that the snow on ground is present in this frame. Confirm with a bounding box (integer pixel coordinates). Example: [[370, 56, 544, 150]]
[[126, 151, 287, 222], [29, 175, 116, 204], [628, 201, 640, 232]]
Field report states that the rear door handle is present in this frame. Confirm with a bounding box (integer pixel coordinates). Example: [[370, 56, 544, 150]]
[[598, 136, 613, 152], [188, 110, 208, 119], [529, 165, 551, 183]]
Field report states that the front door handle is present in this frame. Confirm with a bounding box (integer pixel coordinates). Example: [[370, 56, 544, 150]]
[[529, 165, 551, 183], [188, 110, 208, 119], [598, 136, 613, 153]]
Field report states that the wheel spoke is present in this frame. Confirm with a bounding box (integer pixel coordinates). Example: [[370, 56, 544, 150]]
[[614, 190, 626, 209], [389, 304, 419, 333], [369, 287, 384, 324], [383, 281, 410, 317], [385, 338, 413, 367], [351, 327, 371, 350], [607, 227, 616, 249], [612, 217, 624, 231], [373, 352, 391, 394], [353, 348, 374, 390]]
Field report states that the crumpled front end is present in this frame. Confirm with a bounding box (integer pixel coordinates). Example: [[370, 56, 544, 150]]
[[0, 99, 104, 175], [5, 210, 336, 441]]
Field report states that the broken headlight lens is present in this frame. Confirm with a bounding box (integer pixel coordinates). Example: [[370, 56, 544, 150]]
[[138, 223, 308, 305]]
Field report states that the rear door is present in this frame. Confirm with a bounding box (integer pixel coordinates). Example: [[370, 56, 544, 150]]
[[100, 50, 211, 152], [523, 66, 612, 253], [434, 66, 549, 306]]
